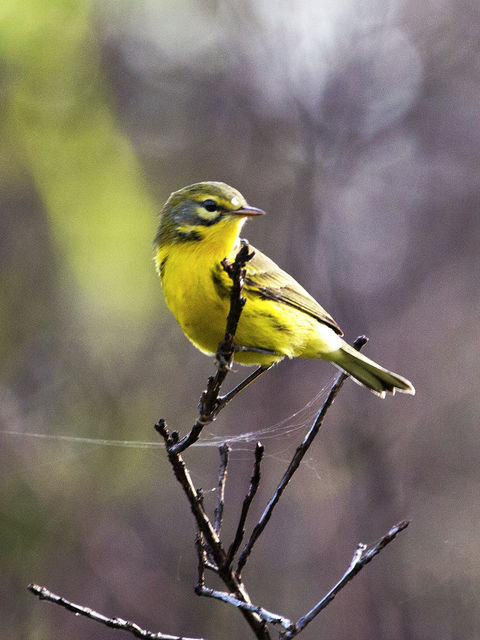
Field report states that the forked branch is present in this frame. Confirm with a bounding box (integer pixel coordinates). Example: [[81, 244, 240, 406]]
[[155, 420, 271, 640], [236, 336, 368, 578]]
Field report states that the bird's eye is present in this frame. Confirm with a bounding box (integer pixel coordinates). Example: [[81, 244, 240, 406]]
[[202, 199, 218, 212]]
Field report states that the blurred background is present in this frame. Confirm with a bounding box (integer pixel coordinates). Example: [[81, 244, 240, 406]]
[[1, 0, 479, 638]]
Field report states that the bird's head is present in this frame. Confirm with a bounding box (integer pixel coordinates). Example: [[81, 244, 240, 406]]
[[154, 182, 265, 246]]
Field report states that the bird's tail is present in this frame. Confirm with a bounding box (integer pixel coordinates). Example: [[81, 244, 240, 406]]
[[329, 342, 415, 398]]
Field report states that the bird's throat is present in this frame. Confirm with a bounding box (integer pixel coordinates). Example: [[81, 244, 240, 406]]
[[155, 217, 246, 281], [194, 217, 246, 259]]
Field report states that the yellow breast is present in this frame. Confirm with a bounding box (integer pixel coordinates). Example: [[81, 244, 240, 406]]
[[155, 223, 241, 356]]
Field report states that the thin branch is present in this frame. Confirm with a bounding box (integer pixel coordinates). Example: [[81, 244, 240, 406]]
[[27, 584, 204, 640], [216, 240, 254, 372], [155, 421, 224, 565], [196, 489, 218, 571], [226, 442, 264, 567], [167, 241, 255, 454], [195, 534, 207, 591], [216, 365, 272, 410], [236, 336, 368, 577], [214, 444, 230, 535], [282, 520, 410, 638], [195, 585, 293, 632]]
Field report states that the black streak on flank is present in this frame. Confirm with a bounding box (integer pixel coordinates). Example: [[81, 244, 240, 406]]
[[264, 312, 292, 336], [159, 256, 168, 279], [211, 269, 230, 299]]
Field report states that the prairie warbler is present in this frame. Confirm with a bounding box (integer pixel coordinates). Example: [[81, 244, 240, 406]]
[[154, 182, 414, 398]]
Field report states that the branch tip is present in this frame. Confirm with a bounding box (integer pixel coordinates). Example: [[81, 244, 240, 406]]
[[286, 518, 410, 637], [28, 583, 205, 640], [255, 442, 264, 456]]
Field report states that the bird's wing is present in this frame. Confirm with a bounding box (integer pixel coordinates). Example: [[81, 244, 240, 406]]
[[243, 246, 343, 336]]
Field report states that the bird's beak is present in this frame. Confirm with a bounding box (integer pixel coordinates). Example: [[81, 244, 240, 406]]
[[232, 205, 266, 217]]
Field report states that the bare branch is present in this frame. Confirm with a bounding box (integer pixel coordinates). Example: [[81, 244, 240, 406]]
[[27, 584, 204, 640], [236, 336, 368, 577], [227, 442, 264, 567], [195, 534, 207, 591], [214, 444, 230, 535], [155, 420, 224, 564], [155, 420, 271, 640], [281, 520, 410, 638], [167, 241, 255, 454], [195, 584, 293, 632]]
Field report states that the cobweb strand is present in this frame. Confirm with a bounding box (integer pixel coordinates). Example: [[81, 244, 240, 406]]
[[1, 381, 332, 451]]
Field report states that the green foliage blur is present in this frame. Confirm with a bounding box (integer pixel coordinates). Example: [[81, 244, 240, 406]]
[[1, 1, 480, 639]]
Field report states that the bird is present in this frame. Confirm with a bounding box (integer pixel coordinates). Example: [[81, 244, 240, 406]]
[[154, 181, 415, 398]]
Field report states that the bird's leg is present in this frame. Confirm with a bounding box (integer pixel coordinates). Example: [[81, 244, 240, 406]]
[[233, 345, 278, 355], [217, 364, 273, 410], [215, 344, 276, 371]]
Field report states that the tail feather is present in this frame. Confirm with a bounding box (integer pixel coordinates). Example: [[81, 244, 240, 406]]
[[330, 343, 415, 398]]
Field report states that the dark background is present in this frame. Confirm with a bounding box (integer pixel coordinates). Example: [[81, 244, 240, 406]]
[[1, 1, 479, 638]]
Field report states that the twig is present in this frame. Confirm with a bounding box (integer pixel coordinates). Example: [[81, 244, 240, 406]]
[[236, 336, 368, 577], [167, 241, 255, 454], [27, 584, 204, 640], [155, 421, 224, 565], [226, 442, 264, 567], [195, 585, 293, 631], [214, 444, 230, 535], [196, 489, 218, 570], [195, 495, 289, 634], [195, 533, 208, 590], [216, 240, 254, 371], [216, 365, 272, 411], [155, 420, 271, 640], [281, 520, 410, 638], [195, 530, 218, 574]]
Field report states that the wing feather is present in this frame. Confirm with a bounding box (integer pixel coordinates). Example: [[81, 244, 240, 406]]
[[243, 246, 343, 336]]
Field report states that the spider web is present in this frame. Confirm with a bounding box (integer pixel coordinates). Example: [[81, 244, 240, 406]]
[[1, 381, 332, 451]]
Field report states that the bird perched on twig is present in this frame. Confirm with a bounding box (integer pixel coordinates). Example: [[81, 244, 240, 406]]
[[154, 182, 415, 398]]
